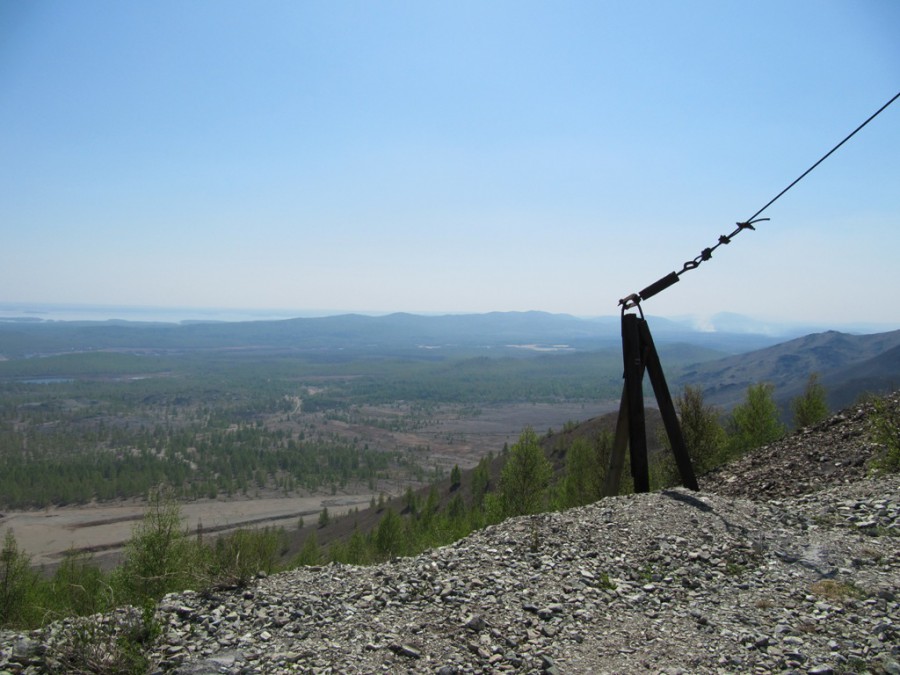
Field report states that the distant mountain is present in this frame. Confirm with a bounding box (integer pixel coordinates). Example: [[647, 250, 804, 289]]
[[0, 311, 788, 360], [666, 312, 900, 339], [813, 343, 900, 409], [676, 329, 900, 411]]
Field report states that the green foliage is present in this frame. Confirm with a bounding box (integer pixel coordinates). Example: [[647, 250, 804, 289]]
[[498, 427, 552, 517], [208, 527, 286, 587], [674, 385, 728, 475], [294, 531, 322, 566], [560, 433, 611, 508], [0, 324, 719, 510], [450, 464, 462, 489], [2, 502, 304, 634], [0, 530, 41, 628], [0, 370, 410, 509], [402, 486, 418, 515], [49, 549, 110, 619], [869, 395, 900, 473], [470, 456, 491, 508], [318, 507, 330, 528], [345, 528, 372, 565], [791, 373, 829, 429], [374, 507, 405, 557], [420, 487, 439, 527], [112, 487, 200, 605], [727, 383, 786, 455]]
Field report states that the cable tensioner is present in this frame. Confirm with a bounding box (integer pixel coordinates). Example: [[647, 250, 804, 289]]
[[618, 217, 769, 310]]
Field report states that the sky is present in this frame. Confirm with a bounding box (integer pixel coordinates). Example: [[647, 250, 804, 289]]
[[1, 1, 899, 326]]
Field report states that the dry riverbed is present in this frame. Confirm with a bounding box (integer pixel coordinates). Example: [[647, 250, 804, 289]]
[[0, 493, 373, 570]]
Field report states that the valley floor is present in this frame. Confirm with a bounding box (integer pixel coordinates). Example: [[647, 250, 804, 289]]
[[0, 401, 610, 570]]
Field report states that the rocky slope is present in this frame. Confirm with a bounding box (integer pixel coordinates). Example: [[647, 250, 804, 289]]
[[2, 400, 899, 674], [701, 392, 898, 501]]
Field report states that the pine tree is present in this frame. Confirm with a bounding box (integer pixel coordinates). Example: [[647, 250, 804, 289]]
[[560, 433, 610, 508], [374, 508, 404, 558], [0, 531, 40, 627], [450, 464, 462, 490], [498, 427, 552, 517], [675, 385, 727, 474], [295, 532, 321, 566], [728, 383, 786, 455], [791, 374, 829, 429]]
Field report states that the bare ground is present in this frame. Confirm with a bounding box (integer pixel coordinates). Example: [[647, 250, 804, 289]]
[[0, 493, 374, 570]]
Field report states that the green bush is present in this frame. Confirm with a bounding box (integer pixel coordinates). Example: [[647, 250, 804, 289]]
[[450, 464, 462, 489], [374, 507, 405, 557], [208, 527, 286, 587], [727, 383, 786, 455], [0, 530, 41, 628], [869, 394, 900, 473], [791, 374, 829, 429], [48, 549, 110, 620], [675, 385, 728, 475], [498, 427, 552, 517], [295, 531, 322, 566], [111, 487, 202, 605], [560, 433, 611, 508], [318, 507, 330, 528]]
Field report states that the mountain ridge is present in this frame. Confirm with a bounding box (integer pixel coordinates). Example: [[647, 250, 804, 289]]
[[677, 328, 900, 410], [0, 310, 846, 360]]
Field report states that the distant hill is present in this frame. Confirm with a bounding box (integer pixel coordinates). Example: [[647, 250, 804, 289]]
[[0, 310, 787, 359], [675, 329, 900, 412], [814, 342, 900, 409]]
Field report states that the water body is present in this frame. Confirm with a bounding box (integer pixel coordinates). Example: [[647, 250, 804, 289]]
[[21, 377, 75, 385], [0, 303, 335, 324]]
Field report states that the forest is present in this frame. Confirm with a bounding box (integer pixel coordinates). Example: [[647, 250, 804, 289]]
[[0, 345, 667, 509]]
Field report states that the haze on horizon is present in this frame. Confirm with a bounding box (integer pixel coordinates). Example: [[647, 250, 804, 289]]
[[1, 1, 898, 326]]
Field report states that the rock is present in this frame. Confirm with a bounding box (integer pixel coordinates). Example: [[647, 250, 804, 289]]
[[807, 666, 834, 675], [389, 643, 421, 659], [463, 614, 485, 632]]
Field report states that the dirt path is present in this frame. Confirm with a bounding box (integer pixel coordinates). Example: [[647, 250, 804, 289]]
[[0, 493, 373, 569]]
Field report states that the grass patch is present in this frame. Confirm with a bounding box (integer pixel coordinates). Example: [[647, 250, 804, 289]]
[[809, 579, 865, 601]]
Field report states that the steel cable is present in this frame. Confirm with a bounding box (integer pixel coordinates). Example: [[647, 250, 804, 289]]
[[620, 90, 900, 309]]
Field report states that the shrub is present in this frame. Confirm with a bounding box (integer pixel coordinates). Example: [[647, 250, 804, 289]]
[[449, 464, 462, 490], [727, 383, 786, 455], [208, 527, 286, 587], [869, 394, 900, 473], [791, 373, 829, 429], [295, 531, 322, 566], [560, 433, 611, 508], [48, 549, 110, 620], [0, 530, 41, 628], [374, 507, 404, 558], [498, 427, 552, 517], [675, 385, 728, 474], [112, 487, 201, 605]]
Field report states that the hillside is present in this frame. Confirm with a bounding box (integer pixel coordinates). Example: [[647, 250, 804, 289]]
[[677, 329, 900, 411], [2, 396, 897, 674]]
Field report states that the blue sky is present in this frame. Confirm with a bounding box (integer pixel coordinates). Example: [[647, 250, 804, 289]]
[[1, 1, 898, 325]]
